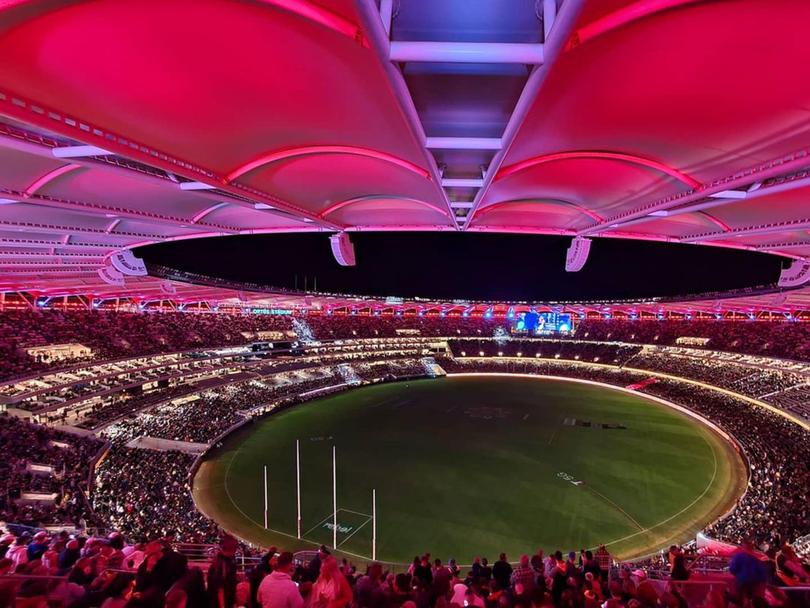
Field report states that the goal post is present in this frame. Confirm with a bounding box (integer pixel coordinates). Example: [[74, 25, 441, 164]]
[[263, 464, 268, 529], [332, 445, 337, 549], [372, 488, 377, 561], [296, 439, 301, 539]]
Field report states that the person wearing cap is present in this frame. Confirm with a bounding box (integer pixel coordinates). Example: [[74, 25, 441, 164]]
[[134, 539, 187, 606], [27, 531, 49, 561], [257, 552, 303, 608], [447, 558, 460, 579]]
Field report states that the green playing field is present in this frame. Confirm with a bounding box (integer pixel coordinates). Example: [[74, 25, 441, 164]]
[[192, 374, 746, 564]]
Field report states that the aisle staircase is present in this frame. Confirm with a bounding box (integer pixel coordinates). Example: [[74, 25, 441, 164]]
[[337, 364, 362, 385], [421, 357, 446, 377], [292, 317, 316, 344]]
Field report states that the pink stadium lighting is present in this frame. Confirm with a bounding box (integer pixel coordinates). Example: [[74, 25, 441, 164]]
[[495, 151, 701, 188], [567, 0, 706, 49], [255, 0, 368, 46], [23, 164, 82, 197], [471, 199, 604, 224], [319, 197, 451, 219], [225, 146, 432, 183]]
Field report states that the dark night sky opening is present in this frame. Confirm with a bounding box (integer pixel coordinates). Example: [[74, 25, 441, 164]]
[[136, 233, 786, 301]]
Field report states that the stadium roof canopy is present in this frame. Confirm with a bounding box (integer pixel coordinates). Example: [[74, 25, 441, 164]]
[[1, 0, 810, 307]]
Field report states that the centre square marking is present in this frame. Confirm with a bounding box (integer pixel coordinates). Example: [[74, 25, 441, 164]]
[[302, 508, 373, 548]]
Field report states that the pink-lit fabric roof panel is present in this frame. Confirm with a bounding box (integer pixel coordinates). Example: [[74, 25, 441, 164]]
[[504, 1, 810, 183], [0, 0, 431, 174]]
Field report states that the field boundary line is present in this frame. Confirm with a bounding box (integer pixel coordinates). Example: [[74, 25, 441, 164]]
[[584, 485, 644, 531], [592, 424, 719, 549]]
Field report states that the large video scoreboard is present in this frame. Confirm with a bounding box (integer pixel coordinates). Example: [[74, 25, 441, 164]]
[[512, 311, 572, 334]]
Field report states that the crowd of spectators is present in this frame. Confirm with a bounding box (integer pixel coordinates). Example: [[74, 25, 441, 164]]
[[3, 310, 810, 385], [0, 310, 294, 382], [302, 315, 508, 340], [100, 381, 282, 445], [447, 339, 642, 366], [91, 447, 219, 544], [575, 319, 810, 362], [73, 386, 206, 431], [0, 415, 102, 528], [0, 528, 807, 608], [352, 359, 428, 381], [445, 338, 810, 421], [763, 386, 810, 420], [101, 360, 431, 446], [616, 352, 809, 420]]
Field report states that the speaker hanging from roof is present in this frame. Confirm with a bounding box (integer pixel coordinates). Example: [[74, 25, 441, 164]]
[[109, 250, 147, 276], [330, 232, 356, 267], [97, 265, 125, 286], [778, 259, 810, 287], [565, 237, 591, 272]]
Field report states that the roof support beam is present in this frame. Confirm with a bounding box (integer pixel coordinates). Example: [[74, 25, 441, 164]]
[[0, 251, 105, 260], [579, 149, 810, 236], [179, 181, 216, 191], [379, 0, 393, 36], [0, 191, 241, 233], [52, 145, 112, 158], [465, 0, 586, 229], [425, 137, 502, 150], [755, 240, 810, 251], [496, 150, 701, 188], [0, 130, 307, 227], [681, 218, 810, 243], [0, 217, 167, 239], [543, 0, 557, 41], [0, 92, 342, 230], [0, 260, 100, 268], [442, 178, 483, 188], [0, 238, 120, 250], [390, 41, 544, 64], [256, 0, 368, 46], [354, 0, 459, 230]]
